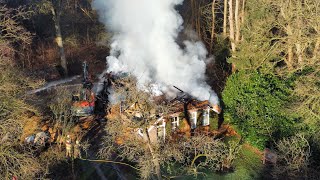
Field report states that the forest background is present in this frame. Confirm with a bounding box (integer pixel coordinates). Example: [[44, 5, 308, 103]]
[[0, 0, 319, 179]]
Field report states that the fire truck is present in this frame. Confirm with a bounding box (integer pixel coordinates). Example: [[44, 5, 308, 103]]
[[71, 62, 95, 117]]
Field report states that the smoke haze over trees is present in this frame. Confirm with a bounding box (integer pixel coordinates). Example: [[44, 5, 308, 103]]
[[93, 0, 219, 105]]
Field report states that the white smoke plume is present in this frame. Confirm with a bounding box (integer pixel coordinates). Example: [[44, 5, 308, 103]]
[[92, 0, 219, 105]]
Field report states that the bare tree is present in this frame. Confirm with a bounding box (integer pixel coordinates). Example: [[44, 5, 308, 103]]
[[48, 87, 75, 150], [235, 0, 240, 43], [273, 134, 311, 179], [210, 0, 216, 51], [241, 0, 245, 24], [0, 5, 32, 45], [191, 0, 195, 29], [200, 2, 222, 52], [274, 0, 310, 69], [223, 0, 228, 37], [240, 0, 245, 40], [305, 0, 320, 61], [32, 0, 68, 75], [51, 0, 68, 75], [0, 9, 45, 176], [0, 143, 44, 179], [228, 0, 236, 52]]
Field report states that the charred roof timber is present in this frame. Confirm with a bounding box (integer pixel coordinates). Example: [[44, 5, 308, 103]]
[[171, 86, 193, 104], [171, 86, 222, 114]]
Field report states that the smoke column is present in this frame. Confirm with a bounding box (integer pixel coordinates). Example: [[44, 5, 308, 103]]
[[92, 0, 219, 105]]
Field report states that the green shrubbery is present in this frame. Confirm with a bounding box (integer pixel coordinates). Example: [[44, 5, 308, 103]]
[[222, 71, 298, 149], [209, 112, 219, 131]]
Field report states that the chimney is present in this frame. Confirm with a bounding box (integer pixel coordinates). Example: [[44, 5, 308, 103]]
[[211, 104, 222, 114]]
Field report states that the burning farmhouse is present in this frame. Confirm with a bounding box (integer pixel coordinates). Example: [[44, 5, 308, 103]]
[[92, 0, 224, 148], [105, 73, 222, 145], [22, 62, 222, 148]]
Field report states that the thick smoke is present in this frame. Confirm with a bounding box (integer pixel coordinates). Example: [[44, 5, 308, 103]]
[[92, 0, 219, 105]]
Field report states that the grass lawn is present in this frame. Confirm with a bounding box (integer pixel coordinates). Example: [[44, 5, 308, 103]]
[[177, 148, 263, 180], [176, 136, 264, 180]]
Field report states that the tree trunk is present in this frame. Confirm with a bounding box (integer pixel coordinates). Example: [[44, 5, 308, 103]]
[[196, 2, 201, 37], [241, 0, 245, 24], [287, 44, 293, 70], [240, 0, 245, 40], [313, 37, 320, 59], [146, 129, 162, 180], [287, 25, 293, 69], [210, 0, 216, 52], [235, 0, 240, 43], [51, 1, 68, 76], [229, 0, 236, 52], [223, 0, 228, 37], [191, 0, 195, 29], [295, 43, 303, 65], [295, 13, 303, 66]]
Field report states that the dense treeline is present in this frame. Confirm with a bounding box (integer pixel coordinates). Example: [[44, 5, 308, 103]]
[[220, 0, 320, 179], [0, 0, 106, 179], [3, 0, 108, 78], [0, 4, 43, 178], [181, 0, 319, 178]]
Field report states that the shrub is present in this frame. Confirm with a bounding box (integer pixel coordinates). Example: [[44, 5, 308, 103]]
[[222, 71, 297, 149], [273, 134, 311, 179], [209, 112, 219, 131]]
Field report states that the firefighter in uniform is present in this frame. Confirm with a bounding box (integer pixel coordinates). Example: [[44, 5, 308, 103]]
[[73, 140, 82, 158], [65, 135, 73, 158]]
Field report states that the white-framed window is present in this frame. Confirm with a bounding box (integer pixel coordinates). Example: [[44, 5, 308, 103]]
[[190, 111, 197, 129], [172, 116, 179, 130], [202, 108, 210, 126]]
